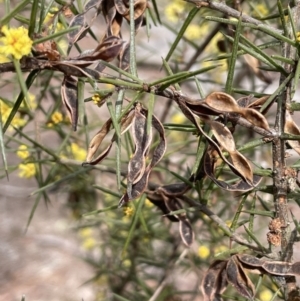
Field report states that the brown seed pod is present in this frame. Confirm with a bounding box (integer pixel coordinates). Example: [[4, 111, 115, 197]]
[[285, 111, 300, 155]]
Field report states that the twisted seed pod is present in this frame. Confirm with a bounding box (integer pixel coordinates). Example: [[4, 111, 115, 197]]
[[61, 76, 78, 131], [285, 111, 300, 155], [210, 120, 253, 185], [205, 92, 270, 130], [128, 106, 152, 185], [84, 110, 134, 165], [226, 256, 255, 299], [201, 260, 227, 301]]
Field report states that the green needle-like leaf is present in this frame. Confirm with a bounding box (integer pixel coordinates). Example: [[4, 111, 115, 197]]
[[0, 0, 31, 26], [28, 0, 39, 36], [3, 70, 39, 134], [225, 14, 242, 94], [149, 65, 220, 89], [122, 194, 146, 257]]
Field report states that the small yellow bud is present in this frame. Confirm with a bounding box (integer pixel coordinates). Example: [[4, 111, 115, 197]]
[[198, 245, 210, 259], [259, 289, 273, 301], [123, 206, 135, 217]]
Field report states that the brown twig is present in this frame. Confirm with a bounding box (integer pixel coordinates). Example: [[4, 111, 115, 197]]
[[272, 3, 300, 299], [184, 0, 281, 33]]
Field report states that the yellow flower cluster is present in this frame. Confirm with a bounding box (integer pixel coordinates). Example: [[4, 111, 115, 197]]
[[296, 32, 300, 43], [16, 144, 36, 179], [197, 245, 210, 259], [123, 205, 135, 217], [185, 24, 201, 40], [252, 4, 268, 17], [92, 93, 101, 104], [43, 7, 65, 33], [144, 199, 153, 208], [51, 111, 63, 124], [171, 112, 186, 124], [21, 93, 37, 110], [165, 1, 185, 22], [92, 93, 106, 107], [0, 26, 33, 60], [79, 227, 97, 250], [17, 145, 30, 159], [70, 143, 87, 161], [0, 100, 26, 129], [259, 289, 273, 301], [18, 163, 36, 178]]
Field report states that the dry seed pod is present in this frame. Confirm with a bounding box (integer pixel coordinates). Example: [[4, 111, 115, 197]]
[[291, 262, 300, 276], [157, 182, 190, 197], [205, 92, 270, 130], [262, 261, 293, 276], [237, 95, 254, 108], [119, 42, 130, 71], [179, 218, 194, 247], [119, 167, 151, 206], [128, 107, 152, 189], [184, 98, 220, 117], [114, 0, 128, 15], [84, 111, 134, 165], [54, 61, 97, 78], [204, 147, 261, 191], [61, 76, 78, 131], [205, 92, 240, 113], [229, 152, 253, 185], [84, 0, 103, 12], [146, 195, 179, 222], [210, 120, 236, 153], [147, 112, 166, 168], [237, 254, 263, 268], [226, 256, 255, 299], [164, 197, 194, 247], [67, 13, 90, 52], [242, 108, 270, 131], [210, 121, 254, 185], [285, 111, 300, 155], [247, 95, 272, 115], [85, 119, 113, 163], [201, 260, 227, 301], [120, 0, 147, 21], [119, 111, 166, 204], [176, 96, 257, 188]]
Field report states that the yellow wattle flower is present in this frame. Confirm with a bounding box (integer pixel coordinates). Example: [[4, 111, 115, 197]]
[[82, 237, 96, 250], [184, 24, 201, 40], [51, 111, 63, 124], [165, 2, 185, 23], [259, 289, 273, 301], [123, 206, 134, 217], [70, 143, 87, 161], [0, 26, 33, 60], [198, 245, 210, 259], [17, 145, 30, 160], [18, 163, 36, 178], [0, 100, 27, 130]]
